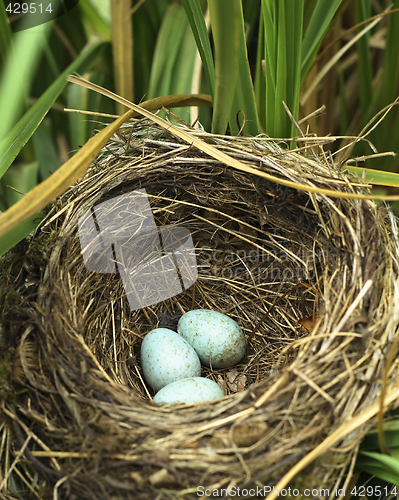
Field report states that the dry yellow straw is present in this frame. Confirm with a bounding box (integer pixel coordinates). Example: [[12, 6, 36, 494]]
[[264, 385, 399, 499]]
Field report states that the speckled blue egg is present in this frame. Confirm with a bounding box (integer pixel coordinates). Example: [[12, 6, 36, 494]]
[[141, 328, 201, 392], [153, 377, 225, 405], [177, 309, 246, 369]]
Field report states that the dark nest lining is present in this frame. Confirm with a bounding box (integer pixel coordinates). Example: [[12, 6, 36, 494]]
[[1, 118, 399, 499]]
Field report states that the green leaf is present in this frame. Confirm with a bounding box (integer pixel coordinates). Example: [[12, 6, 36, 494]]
[[262, 0, 304, 139], [274, 0, 288, 136], [301, 0, 343, 81], [0, 0, 13, 64], [229, 0, 259, 136], [375, 0, 399, 157], [355, 0, 373, 116], [357, 451, 399, 486], [32, 120, 61, 181], [208, 0, 241, 134], [343, 166, 399, 187], [0, 18, 54, 145], [2, 162, 40, 207], [282, 0, 303, 137], [66, 76, 90, 152], [172, 26, 198, 95], [66, 70, 116, 151], [262, 0, 277, 133], [148, 3, 191, 99], [170, 24, 199, 122], [181, 0, 215, 98], [254, 10, 266, 131], [360, 420, 399, 450], [0, 211, 45, 257], [78, 0, 112, 40], [0, 41, 106, 180]]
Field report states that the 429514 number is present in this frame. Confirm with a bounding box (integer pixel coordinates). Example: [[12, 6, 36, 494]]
[[5, 3, 52, 14], [351, 485, 398, 497]]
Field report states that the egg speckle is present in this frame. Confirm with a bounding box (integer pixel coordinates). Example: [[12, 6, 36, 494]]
[[141, 328, 201, 392], [153, 377, 225, 405], [177, 309, 246, 369]]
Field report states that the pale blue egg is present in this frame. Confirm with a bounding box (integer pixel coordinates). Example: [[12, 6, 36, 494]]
[[153, 377, 225, 405], [141, 328, 201, 392], [177, 309, 246, 369]]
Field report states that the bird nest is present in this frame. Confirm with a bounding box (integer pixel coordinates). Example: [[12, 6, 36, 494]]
[[1, 118, 399, 499]]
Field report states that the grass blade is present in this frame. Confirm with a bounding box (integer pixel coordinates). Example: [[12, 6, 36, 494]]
[[282, 0, 303, 137], [262, 0, 304, 139], [132, 1, 168, 102], [32, 121, 61, 181], [111, 0, 134, 114], [67, 70, 115, 151], [254, 10, 266, 131], [2, 162, 40, 207], [230, 0, 259, 136], [301, 14, 382, 107], [0, 211, 45, 257], [170, 23, 199, 122], [375, 1, 399, 161], [301, 0, 343, 81], [147, 3, 192, 103], [78, 0, 112, 40], [343, 166, 399, 187], [66, 75, 90, 152], [181, 0, 215, 98], [355, 0, 373, 116], [361, 420, 399, 450], [357, 451, 399, 486], [0, 18, 53, 145], [261, 0, 276, 133], [140, 3, 200, 123], [0, 41, 106, 179], [0, 1, 13, 64], [208, 0, 240, 134]]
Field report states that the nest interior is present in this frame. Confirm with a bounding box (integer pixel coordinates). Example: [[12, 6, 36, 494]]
[[1, 118, 399, 499]]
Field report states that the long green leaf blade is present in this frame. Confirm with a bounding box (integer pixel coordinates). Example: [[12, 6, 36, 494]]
[[355, 0, 373, 115], [0, 1, 13, 64], [230, 0, 259, 136], [343, 166, 399, 187], [2, 161, 40, 207], [147, 3, 188, 99], [301, 0, 343, 81], [361, 420, 399, 450], [0, 17, 53, 145], [262, 0, 303, 139], [375, 0, 399, 158], [286, 0, 303, 134], [254, 10, 266, 131], [181, 0, 215, 98], [78, 0, 112, 40], [262, 0, 277, 134], [208, 0, 240, 134], [0, 211, 45, 256], [274, 0, 288, 136], [357, 451, 399, 485], [0, 41, 106, 179]]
